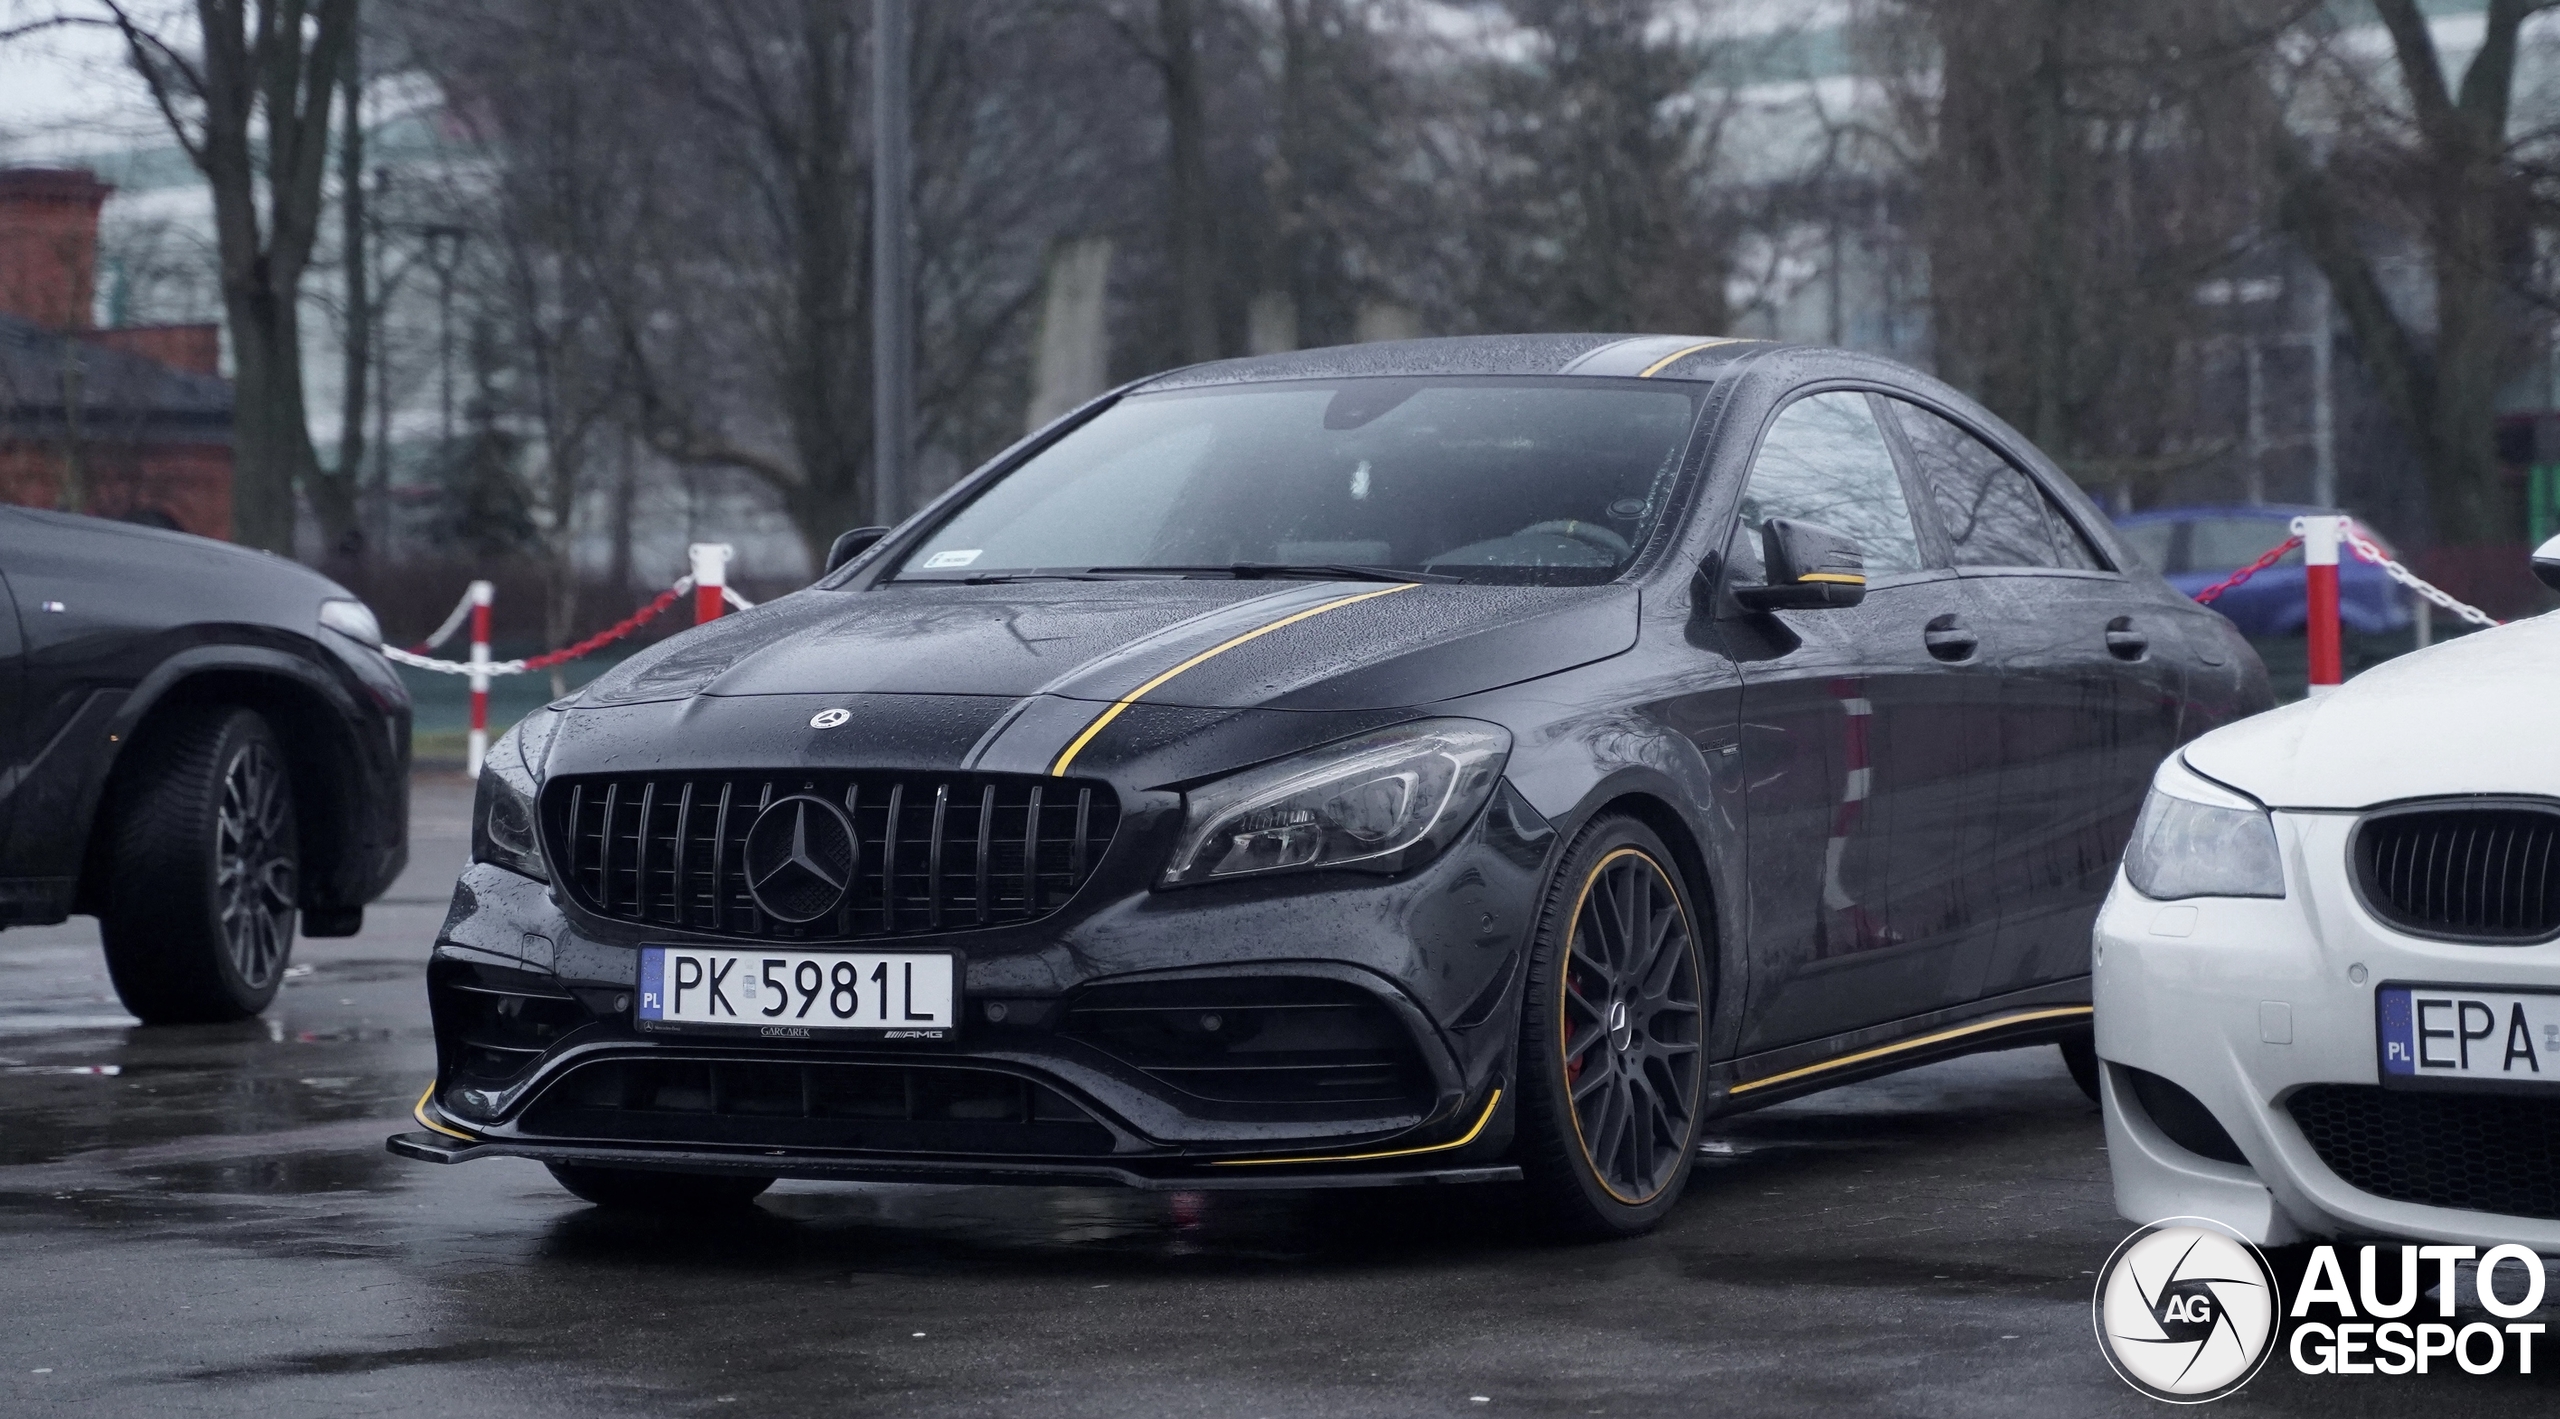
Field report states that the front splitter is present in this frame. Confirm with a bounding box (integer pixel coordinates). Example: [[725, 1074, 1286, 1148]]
[[386, 1130, 1521, 1192]]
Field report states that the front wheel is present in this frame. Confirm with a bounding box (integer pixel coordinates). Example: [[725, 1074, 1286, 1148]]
[[1515, 816, 1709, 1239], [546, 1163, 774, 1213], [100, 707, 299, 1024]]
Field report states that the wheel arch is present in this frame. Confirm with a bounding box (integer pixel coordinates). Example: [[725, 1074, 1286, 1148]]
[[77, 649, 384, 920]]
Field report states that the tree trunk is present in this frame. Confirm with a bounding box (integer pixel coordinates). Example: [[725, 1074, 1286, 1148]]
[[323, 22, 368, 561], [1159, 0, 1218, 363]]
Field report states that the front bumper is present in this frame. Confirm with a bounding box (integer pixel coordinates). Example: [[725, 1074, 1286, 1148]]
[[394, 784, 1553, 1189], [2094, 809, 2560, 1247]]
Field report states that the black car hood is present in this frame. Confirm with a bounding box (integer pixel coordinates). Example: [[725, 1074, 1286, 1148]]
[[579, 578, 1638, 714]]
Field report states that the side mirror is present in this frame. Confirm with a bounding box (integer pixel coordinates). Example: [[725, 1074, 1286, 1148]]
[[825, 526, 892, 575], [1731, 518, 1867, 612], [2535, 532, 2560, 593]]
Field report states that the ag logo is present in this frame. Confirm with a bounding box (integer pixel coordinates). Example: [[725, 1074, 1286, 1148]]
[[809, 707, 851, 729], [2094, 1218, 2279, 1403]]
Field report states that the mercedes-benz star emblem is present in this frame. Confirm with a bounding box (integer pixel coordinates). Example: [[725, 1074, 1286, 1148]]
[[742, 794, 858, 923], [810, 707, 851, 729]]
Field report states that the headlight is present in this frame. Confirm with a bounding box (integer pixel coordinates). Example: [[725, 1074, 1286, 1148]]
[[1162, 719, 1511, 886], [2122, 755, 2283, 900], [318, 597, 382, 648], [471, 712, 561, 882]]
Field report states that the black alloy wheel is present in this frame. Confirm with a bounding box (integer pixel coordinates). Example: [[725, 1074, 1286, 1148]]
[[101, 707, 301, 1024], [1517, 815, 1708, 1238]]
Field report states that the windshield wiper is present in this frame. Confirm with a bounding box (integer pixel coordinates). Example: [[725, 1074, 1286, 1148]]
[[1082, 563, 1456, 584]]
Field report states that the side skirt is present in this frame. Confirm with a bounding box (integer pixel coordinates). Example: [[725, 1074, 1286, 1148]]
[[1703, 978, 2092, 1117]]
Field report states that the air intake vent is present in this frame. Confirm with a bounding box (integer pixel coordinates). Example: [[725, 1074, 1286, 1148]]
[[543, 772, 1119, 941], [1061, 976, 1433, 1110], [2353, 802, 2560, 944], [2288, 1085, 2560, 1220]]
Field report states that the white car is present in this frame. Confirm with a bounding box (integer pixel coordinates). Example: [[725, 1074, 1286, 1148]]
[[2095, 538, 2560, 1246]]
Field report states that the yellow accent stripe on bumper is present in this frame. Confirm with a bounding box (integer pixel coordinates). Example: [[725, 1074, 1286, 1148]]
[[1047, 582, 1417, 776], [413, 1084, 477, 1142], [1727, 1006, 2092, 1097], [1209, 1087, 1502, 1167], [1637, 338, 1744, 378]]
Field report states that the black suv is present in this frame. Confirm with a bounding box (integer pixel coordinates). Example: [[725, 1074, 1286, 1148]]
[[0, 507, 410, 1022]]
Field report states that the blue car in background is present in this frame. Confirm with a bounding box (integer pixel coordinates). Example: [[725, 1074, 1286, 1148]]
[[2113, 505, 2410, 637]]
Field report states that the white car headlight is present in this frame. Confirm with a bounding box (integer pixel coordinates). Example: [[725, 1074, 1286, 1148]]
[[2122, 755, 2284, 900], [1162, 719, 1511, 886]]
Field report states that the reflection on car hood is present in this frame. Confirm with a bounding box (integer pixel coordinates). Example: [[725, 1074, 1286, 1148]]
[[578, 578, 1640, 713], [2181, 610, 2560, 809]]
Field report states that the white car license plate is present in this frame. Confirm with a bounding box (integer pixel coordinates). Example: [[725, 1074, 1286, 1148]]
[[638, 947, 956, 1038], [2379, 985, 2560, 1087]]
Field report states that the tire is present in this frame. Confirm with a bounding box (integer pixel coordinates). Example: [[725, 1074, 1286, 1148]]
[[2060, 1031, 2102, 1104], [546, 1163, 775, 1213], [1515, 815, 1709, 1239], [99, 707, 300, 1025]]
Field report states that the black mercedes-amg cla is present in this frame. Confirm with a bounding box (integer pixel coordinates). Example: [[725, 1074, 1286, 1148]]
[[391, 335, 2267, 1236]]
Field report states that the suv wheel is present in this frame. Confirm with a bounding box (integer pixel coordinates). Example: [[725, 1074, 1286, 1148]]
[[547, 1163, 775, 1213], [1515, 815, 1708, 1239], [100, 707, 299, 1024]]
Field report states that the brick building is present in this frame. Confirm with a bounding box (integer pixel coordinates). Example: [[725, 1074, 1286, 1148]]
[[0, 167, 233, 538]]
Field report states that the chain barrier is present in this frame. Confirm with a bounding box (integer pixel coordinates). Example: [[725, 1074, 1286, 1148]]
[[2182, 522, 2503, 628], [2188, 537, 2301, 605], [385, 576, 695, 676], [408, 587, 478, 654], [2339, 523, 2502, 629]]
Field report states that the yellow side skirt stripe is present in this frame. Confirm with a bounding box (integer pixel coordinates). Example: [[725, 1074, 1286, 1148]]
[[1727, 1006, 2093, 1096], [413, 1084, 477, 1142], [1210, 1087, 1502, 1167], [1636, 338, 1745, 378], [1048, 582, 1416, 776]]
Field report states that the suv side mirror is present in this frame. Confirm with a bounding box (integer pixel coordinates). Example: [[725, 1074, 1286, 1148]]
[[2535, 532, 2560, 593], [1731, 518, 1867, 611], [825, 526, 892, 575]]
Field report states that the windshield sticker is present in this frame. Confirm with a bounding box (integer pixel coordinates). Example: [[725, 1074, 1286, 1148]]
[[920, 549, 982, 569]]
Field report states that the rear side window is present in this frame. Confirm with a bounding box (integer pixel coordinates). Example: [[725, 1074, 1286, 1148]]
[[1889, 402, 2105, 571], [1736, 392, 1924, 578], [2184, 517, 2302, 573]]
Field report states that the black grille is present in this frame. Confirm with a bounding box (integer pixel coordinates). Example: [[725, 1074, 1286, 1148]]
[[2288, 1084, 2560, 1220], [544, 771, 1119, 941], [2355, 803, 2560, 943], [518, 1056, 1116, 1156], [1061, 976, 1433, 1109]]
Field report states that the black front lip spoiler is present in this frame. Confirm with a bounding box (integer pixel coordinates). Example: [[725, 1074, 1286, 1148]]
[[386, 1130, 1520, 1191]]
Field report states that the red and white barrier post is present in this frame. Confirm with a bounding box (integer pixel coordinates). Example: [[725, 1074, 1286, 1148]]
[[2295, 514, 2348, 695], [690, 542, 734, 625], [466, 578, 495, 777]]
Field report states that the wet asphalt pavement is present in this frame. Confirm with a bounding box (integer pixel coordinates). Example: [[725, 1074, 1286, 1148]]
[[3, 776, 2552, 1417]]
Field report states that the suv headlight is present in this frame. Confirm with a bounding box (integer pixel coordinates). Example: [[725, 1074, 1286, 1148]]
[[472, 711, 561, 882], [1162, 719, 1511, 886], [2122, 755, 2283, 900], [319, 597, 382, 649]]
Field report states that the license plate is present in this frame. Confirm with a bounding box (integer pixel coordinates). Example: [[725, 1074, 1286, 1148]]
[[2379, 985, 2560, 1088], [638, 947, 956, 1039]]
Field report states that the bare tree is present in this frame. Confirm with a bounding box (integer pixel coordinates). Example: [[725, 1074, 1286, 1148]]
[[2273, 0, 2557, 545], [101, 0, 359, 554]]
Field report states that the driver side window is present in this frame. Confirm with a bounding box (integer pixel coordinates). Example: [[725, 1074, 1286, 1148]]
[[1735, 392, 1923, 578]]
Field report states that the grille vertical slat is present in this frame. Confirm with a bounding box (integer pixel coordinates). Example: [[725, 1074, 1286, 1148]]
[[546, 771, 1118, 943], [2355, 804, 2560, 943]]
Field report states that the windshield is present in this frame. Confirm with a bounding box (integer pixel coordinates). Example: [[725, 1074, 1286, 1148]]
[[893, 378, 1704, 586]]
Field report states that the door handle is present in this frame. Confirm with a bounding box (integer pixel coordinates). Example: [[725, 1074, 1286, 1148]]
[[2105, 617, 2148, 662], [1922, 617, 1978, 662]]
